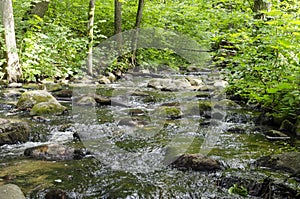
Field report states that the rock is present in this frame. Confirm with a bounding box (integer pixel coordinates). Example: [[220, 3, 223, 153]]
[[198, 85, 214, 91], [218, 174, 299, 198], [2, 88, 24, 99], [94, 94, 111, 105], [17, 90, 57, 110], [128, 108, 147, 116], [183, 101, 212, 117], [264, 129, 290, 140], [279, 119, 296, 135], [155, 106, 182, 119], [186, 77, 203, 86], [52, 89, 72, 99], [129, 91, 150, 97], [0, 184, 26, 199], [214, 99, 241, 110], [107, 72, 116, 82], [213, 80, 228, 88], [148, 78, 192, 91], [0, 118, 30, 146], [24, 144, 86, 161], [30, 101, 67, 116], [45, 189, 67, 199], [75, 95, 96, 106], [170, 154, 221, 171], [98, 75, 111, 84], [17, 90, 67, 115], [8, 82, 23, 88], [256, 151, 300, 173]]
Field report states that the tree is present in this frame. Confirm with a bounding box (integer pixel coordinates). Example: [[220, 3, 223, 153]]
[[131, 0, 145, 66], [87, 0, 95, 75], [253, 0, 272, 19], [1, 0, 22, 82], [114, 0, 122, 55]]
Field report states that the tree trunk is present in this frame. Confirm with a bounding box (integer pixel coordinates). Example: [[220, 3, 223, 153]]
[[114, 0, 122, 55], [1, 0, 22, 82], [87, 0, 95, 76], [253, 0, 272, 19], [131, 0, 145, 66]]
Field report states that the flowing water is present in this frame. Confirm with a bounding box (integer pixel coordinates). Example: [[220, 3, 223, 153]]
[[0, 71, 299, 199]]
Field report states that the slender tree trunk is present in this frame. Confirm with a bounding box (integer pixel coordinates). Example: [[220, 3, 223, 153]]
[[1, 0, 22, 82], [131, 0, 145, 66], [114, 0, 122, 55], [253, 0, 272, 19], [87, 0, 95, 76]]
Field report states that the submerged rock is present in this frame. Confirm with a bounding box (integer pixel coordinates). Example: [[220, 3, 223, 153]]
[[0, 118, 30, 146], [0, 184, 26, 199], [256, 151, 300, 173], [24, 144, 86, 161], [170, 154, 221, 171]]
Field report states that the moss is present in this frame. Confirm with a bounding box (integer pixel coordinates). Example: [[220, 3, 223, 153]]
[[155, 106, 182, 119], [17, 90, 57, 109], [30, 101, 67, 116]]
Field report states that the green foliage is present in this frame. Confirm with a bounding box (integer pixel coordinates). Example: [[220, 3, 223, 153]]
[[228, 184, 248, 197], [220, 1, 300, 120], [21, 21, 87, 81]]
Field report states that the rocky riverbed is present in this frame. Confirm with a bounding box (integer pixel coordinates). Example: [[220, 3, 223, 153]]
[[0, 67, 299, 198]]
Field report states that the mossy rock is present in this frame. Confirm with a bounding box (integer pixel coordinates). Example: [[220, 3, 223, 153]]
[[155, 106, 182, 119], [17, 90, 57, 110], [0, 118, 30, 146], [30, 101, 67, 116], [75, 95, 96, 106], [183, 101, 212, 116]]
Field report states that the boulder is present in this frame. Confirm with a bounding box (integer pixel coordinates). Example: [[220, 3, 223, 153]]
[[30, 101, 67, 116], [170, 154, 221, 171], [17, 90, 56, 109], [0, 118, 30, 146], [17, 90, 67, 115], [148, 78, 192, 91], [24, 144, 86, 161], [0, 184, 26, 199], [256, 151, 300, 173]]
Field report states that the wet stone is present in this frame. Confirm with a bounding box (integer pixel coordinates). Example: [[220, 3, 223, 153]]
[[256, 151, 300, 173], [0, 184, 26, 199], [170, 154, 222, 172], [0, 118, 30, 146], [24, 144, 86, 161]]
